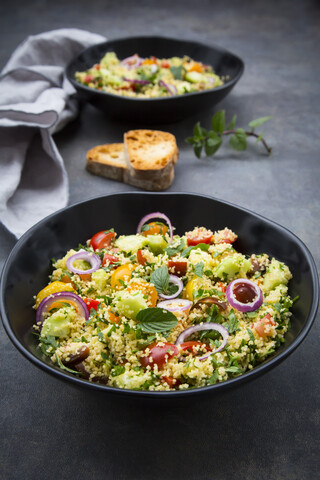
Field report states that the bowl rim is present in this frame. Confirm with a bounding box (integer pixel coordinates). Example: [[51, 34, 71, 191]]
[[1, 191, 318, 397], [66, 34, 245, 103]]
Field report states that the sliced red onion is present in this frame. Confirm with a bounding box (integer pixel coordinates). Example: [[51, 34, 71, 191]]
[[66, 250, 101, 275], [157, 299, 192, 312], [226, 278, 263, 313], [190, 296, 227, 313], [120, 54, 144, 70], [159, 275, 183, 300], [122, 77, 150, 85], [36, 291, 89, 328], [175, 323, 229, 361], [137, 212, 173, 242], [159, 80, 177, 96]]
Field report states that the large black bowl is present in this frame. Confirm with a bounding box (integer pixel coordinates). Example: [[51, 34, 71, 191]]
[[66, 36, 244, 123], [1, 193, 318, 397]]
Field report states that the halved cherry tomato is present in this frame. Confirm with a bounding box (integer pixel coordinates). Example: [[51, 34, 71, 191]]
[[162, 376, 181, 388], [253, 314, 276, 338], [89, 230, 115, 251], [186, 227, 213, 246], [179, 341, 211, 353], [102, 253, 119, 267], [84, 298, 100, 311], [142, 58, 157, 65], [110, 264, 135, 289], [140, 342, 179, 369], [188, 62, 203, 73], [161, 61, 170, 68], [106, 309, 120, 324], [215, 281, 227, 293], [126, 281, 158, 307], [216, 228, 238, 244], [95, 64, 100, 70], [141, 222, 168, 237], [137, 249, 146, 266], [168, 260, 188, 277], [84, 74, 94, 83], [79, 273, 91, 282], [35, 281, 74, 308]]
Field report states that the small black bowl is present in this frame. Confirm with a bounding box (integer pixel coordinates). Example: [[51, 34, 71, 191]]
[[66, 35, 244, 123], [1, 192, 318, 398]]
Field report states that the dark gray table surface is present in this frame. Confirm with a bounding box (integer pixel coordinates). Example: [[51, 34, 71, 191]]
[[1, 1, 319, 479]]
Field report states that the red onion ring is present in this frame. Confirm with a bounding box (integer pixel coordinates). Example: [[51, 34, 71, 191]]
[[120, 54, 144, 70], [175, 323, 229, 361], [36, 291, 89, 328], [123, 77, 150, 85], [226, 278, 263, 312], [66, 250, 101, 275], [159, 80, 177, 96], [136, 212, 173, 242], [157, 299, 192, 312], [159, 275, 183, 300]]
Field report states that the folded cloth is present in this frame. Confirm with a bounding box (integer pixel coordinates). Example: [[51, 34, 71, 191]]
[[0, 28, 106, 238]]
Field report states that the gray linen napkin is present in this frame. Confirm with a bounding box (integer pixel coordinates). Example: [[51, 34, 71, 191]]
[[0, 28, 106, 238]]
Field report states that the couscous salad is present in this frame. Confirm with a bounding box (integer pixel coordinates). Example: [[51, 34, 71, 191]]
[[33, 212, 296, 391], [75, 52, 224, 98]]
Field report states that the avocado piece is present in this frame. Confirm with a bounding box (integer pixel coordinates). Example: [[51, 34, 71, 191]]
[[146, 235, 168, 255], [214, 254, 251, 281], [115, 235, 148, 253], [117, 292, 148, 320], [263, 259, 292, 293], [41, 310, 71, 338], [92, 269, 108, 293]]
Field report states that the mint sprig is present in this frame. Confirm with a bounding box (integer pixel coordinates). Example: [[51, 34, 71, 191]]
[[186, 110, 272, 158]]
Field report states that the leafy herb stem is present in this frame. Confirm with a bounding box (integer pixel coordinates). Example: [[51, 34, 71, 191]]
[[222, 129, 272, 154]]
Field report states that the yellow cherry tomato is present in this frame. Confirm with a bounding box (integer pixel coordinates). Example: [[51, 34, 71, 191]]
[[35, 281, 74, 308], [184, 277, 210, 301], [126, 281, 158, 307], [110, 264, 136, 289], [141, 222, 168, 237]]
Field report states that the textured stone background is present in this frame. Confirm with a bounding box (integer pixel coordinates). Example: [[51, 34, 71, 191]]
[[0, 1, 319, 479]]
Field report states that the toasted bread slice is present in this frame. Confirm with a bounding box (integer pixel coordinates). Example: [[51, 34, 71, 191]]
[[124, 129, 178, 171], [86, 129, 179, 191], [86, 143, 126, 181]]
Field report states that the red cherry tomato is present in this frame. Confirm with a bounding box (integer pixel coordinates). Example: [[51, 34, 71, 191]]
[[216, 281, 227, 293], [161, 61, 170, 68], [102, 253, 119, 266], [84, 74, 94, 83], [84, 298, 100, 311], [179, 341, 211, 353], [168, 260, 188, 277], [254, 314, 276, 338], [89, 231, 115, 251], [140, 342, 178, 369], [162, 376, 181, 388], [186, 228, 213, 246], [137, 249, 146, 266]]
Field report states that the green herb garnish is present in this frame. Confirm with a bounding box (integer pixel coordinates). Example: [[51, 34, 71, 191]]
[[186, 110, 272, 158], [136, 307, 178, 333]]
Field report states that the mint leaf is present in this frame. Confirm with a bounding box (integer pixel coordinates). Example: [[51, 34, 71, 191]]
[[226, 114, 237, 130], [194, 262, 204, 278], [194, 143, 203, 158], [165, 238, 186, 257], [193, 121, 203, 138], [229, 128, 247, 151], [170, 65, 184, 80], [248, 116, 272, 130], [205, 134, 222, 156], [211, 110, 225, 134], [137, 307, 178, 333], [181, 243, 210, 258], [150, 266, 179, 296]]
